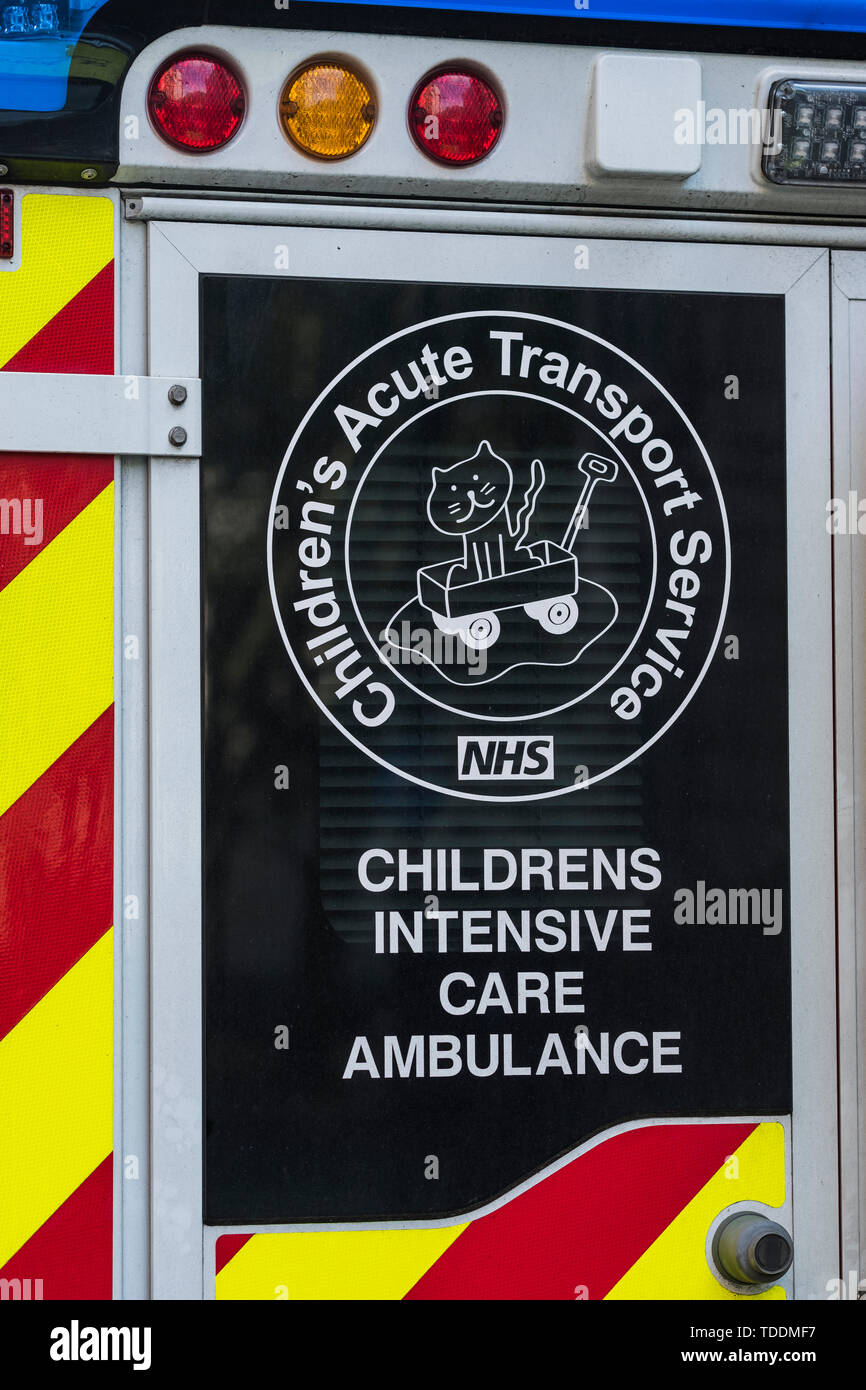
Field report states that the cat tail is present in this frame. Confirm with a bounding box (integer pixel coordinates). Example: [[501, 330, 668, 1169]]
[[513, 458, 545, 546]]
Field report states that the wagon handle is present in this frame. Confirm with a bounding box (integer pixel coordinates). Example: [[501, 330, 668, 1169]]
[[561, 453, 619, 554]]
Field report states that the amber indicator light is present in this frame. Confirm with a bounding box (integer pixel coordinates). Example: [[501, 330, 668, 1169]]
[[279, 61, 376, 161]]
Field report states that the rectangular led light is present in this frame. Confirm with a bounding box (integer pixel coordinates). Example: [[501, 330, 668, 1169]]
[[0, 190, 12, 259], [763, 79, 866, 185]]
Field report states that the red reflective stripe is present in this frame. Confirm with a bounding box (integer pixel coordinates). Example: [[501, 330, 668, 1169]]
[[215, 1234, 254, 1276], [0, 1154, 112, 1300], [3, 261, 113, 374], [405, 1123, 755, 1301], [0, 262, 114, 589], [0, 708, 114, 1040], [0, 457, 113, 593], [0, 262, 115, 591]]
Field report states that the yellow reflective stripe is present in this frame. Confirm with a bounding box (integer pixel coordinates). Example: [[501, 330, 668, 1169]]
[[216, 1224, 468, 1301], [0, 484, 113, 818], [0, 194, 113, 369], [605, 1122, 787, 1301], [0, 929, 113, 1267]]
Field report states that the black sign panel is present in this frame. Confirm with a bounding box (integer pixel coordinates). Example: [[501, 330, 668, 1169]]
[[202, 273, 790, 1225]]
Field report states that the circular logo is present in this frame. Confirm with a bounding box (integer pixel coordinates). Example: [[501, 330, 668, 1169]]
[[269, 311, 730, 801]]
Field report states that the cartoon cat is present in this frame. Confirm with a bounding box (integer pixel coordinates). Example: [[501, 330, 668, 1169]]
[[426, 439, 545, 583]]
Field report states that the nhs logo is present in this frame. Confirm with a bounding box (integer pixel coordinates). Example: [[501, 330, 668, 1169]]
[[457, 736, 555, 781]]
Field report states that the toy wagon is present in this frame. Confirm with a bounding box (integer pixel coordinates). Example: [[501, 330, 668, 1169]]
[[417, 453, 618, 650]]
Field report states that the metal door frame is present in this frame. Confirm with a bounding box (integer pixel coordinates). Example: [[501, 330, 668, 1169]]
[[831, 251, 866, 1295]]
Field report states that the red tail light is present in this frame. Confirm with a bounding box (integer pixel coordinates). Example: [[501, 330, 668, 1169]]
[[148, 53, 246, 153], [409, 68, 503, 165]]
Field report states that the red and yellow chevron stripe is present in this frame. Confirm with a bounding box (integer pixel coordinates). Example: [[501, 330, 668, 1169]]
[[0, 192, 115, 1299], [215, 1121, 786, 1300]]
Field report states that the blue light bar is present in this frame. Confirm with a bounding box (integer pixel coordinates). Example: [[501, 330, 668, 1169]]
[[0, 1, 109, 112], [3, 0, 865, 118], [311, 0, 866, 34]]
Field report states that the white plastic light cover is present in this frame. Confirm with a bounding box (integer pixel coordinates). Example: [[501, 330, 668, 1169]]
[[589, 53, 702, 180]]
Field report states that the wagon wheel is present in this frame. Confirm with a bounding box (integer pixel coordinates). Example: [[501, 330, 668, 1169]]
[[431, 609, 501, 650], [459, 612, 501, 651], [524, 595, 579, 635], [431, 612, 465, 637]]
